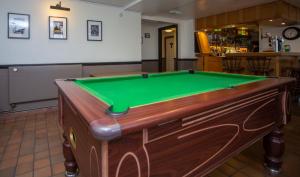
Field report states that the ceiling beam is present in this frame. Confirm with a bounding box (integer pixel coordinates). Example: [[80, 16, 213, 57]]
[[123, 0, 143, 11], [120, 0, 143, 16]]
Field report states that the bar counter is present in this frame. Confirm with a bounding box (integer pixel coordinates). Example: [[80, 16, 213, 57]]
[[226, 52, 300, 57], [197, 52, 300, 76]]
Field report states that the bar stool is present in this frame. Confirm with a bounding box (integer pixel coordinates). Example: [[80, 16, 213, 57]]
[[247, 57, 273, 76], [281, 58, 300, 102], [222, 56, 244, 73], [290, 67, 300, 101]]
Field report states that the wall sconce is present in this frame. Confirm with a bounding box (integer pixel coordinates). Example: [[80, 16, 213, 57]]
[[50, 1, 70, 11]]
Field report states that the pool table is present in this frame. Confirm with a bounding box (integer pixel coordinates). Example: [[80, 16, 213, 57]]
[[55, 71, 294, 177]]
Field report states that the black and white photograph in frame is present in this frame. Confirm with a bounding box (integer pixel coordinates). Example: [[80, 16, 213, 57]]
[[8, 13, 30, 39], [49, 16, 67, 40], [87, 20, 102, 41]]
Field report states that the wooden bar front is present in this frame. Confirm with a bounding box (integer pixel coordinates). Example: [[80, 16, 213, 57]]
[[197, 52, 300, 76]]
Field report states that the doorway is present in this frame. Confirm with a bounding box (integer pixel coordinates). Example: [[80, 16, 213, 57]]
[[158, 25, 178, 72]]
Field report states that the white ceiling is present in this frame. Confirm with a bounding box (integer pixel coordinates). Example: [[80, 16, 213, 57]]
[[82, 0, 135, 7], [80, 0, 300, 19]]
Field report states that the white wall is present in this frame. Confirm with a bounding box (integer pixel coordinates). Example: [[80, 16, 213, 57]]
[[178, 20, 195, 58], [259, 25, 300, 52], [0, 0, 141, 65], [142, 16, 195, 60], [141, 22, 160, 60]]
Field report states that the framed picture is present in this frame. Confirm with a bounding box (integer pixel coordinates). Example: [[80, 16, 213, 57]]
[[87, 20, 102, 41], [144, 33, 150, 38], [49, 16, 67, 40], [8, 13, 30, 39]]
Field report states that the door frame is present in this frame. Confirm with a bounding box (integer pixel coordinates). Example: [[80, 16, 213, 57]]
[[158, 24, 178, 72]]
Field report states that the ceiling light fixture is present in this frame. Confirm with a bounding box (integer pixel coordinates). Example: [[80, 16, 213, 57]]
[[50, 1, 70, 11], [269, 19, 273, 22], [165, 29, 173, 33], [281, 22, 286, 25]]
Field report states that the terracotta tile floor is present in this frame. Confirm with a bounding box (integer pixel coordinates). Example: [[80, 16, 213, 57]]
[[0, 104, 300, 177]]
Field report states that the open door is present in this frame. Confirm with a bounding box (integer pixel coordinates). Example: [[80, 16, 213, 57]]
[[158, 25, 178, 72]]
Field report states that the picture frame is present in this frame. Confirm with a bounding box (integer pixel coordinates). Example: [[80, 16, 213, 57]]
[[8, 13, 30, 39], [144, 33, 150, 38], [87, 20, 102, 41], [49, 16, 67, 40]]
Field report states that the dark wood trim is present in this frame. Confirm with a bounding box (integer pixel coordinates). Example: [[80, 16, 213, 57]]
[[142, 59, 159, 62], [175, 58, 178, 71], [158, 24, 178, 72], [176, 58, 198, 61], [82, 61, 141, 66], [142, 59, 196, 63], [0, 61, 142, 68]]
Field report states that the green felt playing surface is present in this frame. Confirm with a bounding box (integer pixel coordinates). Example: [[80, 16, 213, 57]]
[[75, 71, 266, 113]]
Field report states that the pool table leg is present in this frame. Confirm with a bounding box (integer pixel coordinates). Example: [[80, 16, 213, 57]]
[[263, 125, 285, 174], [63, 134, 78, 177]]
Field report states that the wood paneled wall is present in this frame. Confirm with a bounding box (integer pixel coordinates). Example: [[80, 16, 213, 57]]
[[195, 0, 300, 30]]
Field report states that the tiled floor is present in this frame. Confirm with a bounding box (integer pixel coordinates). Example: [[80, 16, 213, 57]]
[[0, 109, 65, 177], [0, 104, 300, 177]]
